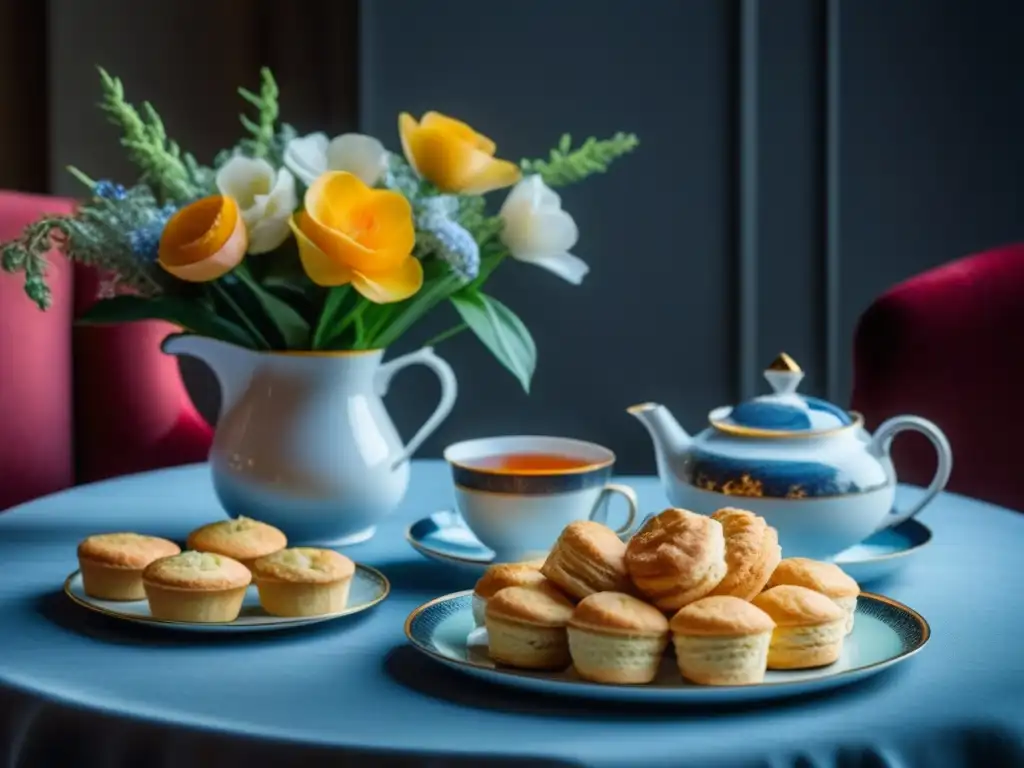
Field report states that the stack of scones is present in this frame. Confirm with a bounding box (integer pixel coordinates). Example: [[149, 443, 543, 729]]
[[473, 507, 860, 686]]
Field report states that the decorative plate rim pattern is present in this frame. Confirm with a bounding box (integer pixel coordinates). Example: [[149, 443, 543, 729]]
[[63, 562, 390, 629], [833, 519, 933, 563], [404, 589, 930, 693]]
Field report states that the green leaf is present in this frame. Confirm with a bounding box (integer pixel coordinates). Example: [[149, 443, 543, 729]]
[[365, 261, 462, 350], [313, 285, 353, 348], [233, 267, 311, 348], [450, 291, 536, 392], [76, 295, 256, 348]]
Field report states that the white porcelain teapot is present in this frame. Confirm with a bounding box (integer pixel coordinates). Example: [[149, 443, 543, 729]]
[[627, 354, 952, 559]]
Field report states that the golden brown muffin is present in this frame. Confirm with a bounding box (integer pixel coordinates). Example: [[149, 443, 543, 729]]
[[472, 563, 563, 626], [186, 516, 287, 568], [77, 532, 181, 601], [485, 585, 575, 670], [766, 557, 860, 634], [752, 585, 846, 669], [251, 547, 355, 617], [624, 508, 727, 612], [567, 592, 670, 684], [142, 551, 251, 622], [540, 521, 632, 600], [705, 508, 781, 601], [669, 595, 775, 685]]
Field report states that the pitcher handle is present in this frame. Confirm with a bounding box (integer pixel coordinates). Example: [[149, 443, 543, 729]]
[[375, 347, 458, 470], [868, 415, 953, 530]]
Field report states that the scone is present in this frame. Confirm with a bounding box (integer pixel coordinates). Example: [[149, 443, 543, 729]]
[[186, 516, 286, 568], [142, 551, 251, 622], [707, 508, 781, 600], [472, 563, 562, 626], [251, 548, 355, 617], [485, 585, 575, 670], [624, 508, 727, 612], [567, 592, 670, 684], [752, 585, 846, 669], [766, 557, 860, 634], [77, 533, 181, 601], [541, 520, 632, 600], [670, 595, 775, 685]]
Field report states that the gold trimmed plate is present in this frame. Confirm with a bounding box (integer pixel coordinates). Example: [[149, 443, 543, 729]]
[[404, 590, 930, 703], [64, 563, 389, 633]]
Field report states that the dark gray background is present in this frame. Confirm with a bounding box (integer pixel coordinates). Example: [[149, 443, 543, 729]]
[[46, 0, 1024, 472]]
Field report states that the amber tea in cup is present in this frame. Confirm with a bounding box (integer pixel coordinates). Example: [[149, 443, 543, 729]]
[[443, 436, 639, 561]]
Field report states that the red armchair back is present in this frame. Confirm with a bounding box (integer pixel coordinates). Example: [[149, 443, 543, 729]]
[[851, 244, 1024, 512], [0, 191, 213, 510]]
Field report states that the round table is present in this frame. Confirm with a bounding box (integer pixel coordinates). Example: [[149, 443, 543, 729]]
[[1, 462, 1022, 768]]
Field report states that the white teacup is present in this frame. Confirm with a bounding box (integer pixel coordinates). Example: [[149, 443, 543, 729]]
[[443, 436, 638, 563]]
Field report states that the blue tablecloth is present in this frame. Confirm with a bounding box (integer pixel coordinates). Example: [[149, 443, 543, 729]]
[[0, 462, 1022, 768]]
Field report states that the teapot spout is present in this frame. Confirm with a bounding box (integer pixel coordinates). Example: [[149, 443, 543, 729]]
[[626, 402, 693, 473], [162, 334, 257, 420]]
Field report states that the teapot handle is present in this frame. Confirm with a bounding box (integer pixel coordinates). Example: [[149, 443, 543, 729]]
[[375, 347, 458, 470], [868, 415, 953, 531]]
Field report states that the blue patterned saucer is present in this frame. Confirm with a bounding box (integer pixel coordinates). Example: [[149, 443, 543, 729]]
[[832, 519, 932, 585], [405, 590, 930, 703], [406, 511, 497, 570]]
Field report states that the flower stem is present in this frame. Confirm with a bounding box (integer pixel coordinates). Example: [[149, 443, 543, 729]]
[[210, 282, 271, 350], [422, 323, 468, 348]]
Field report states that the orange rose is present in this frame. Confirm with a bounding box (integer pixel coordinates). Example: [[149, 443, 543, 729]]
[[399, 111, 521, 194], [289, 171, 422, 303], [158, 195, 247, 282]]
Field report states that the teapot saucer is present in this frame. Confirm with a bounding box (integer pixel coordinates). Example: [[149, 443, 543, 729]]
[[832, 518, 932, 585], [406, 511, 932, 583]]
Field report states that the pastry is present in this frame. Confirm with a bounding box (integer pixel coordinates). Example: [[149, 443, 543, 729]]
[[752, 585, 846, 669], [251, 547, 355, 617], [669, 595, 775, 685], [540, 520, 632, 600], [77, 532, 181, 601], [186, 516, 286, 569], [624, 508, 727, 612], [766, 557, 860, 634], [567, 591, 670, 684], [485, 585, 575, 670], [707, 508, 781, 600], [472, 563, 562, 626], [142, 551, 251, 622]]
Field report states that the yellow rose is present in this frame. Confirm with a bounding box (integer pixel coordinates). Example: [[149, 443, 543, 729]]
[[399, 111, 521, 194], [158, 195, 248, 282], [289, 171, 422, 303]]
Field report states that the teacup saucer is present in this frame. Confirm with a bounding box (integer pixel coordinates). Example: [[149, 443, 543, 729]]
[[407, 511, 933, 583], [406, 511, 500, 571], [831, 519, 932, 585]]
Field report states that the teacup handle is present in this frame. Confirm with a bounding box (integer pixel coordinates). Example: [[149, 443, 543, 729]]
[[590, 483, 638, 537], [868, 415, 953, 531], [375, 347, 459, 470]]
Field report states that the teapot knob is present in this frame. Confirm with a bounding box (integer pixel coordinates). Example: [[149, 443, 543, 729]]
[[764, 353, 804, 395]]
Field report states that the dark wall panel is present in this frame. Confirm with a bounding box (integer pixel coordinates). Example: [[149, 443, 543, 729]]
[[836, 0, 1024, 404], [361, 0, 738, 473]]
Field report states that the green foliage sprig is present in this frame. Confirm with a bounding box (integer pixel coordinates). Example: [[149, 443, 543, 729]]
[[1, 184, 175, 309], [521, 132, 639, 187], [216, 68, 296, 169], [97, 68, 209, 202]]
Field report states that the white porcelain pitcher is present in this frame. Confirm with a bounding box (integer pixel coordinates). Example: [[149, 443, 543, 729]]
[[163, 334, 458, 546]]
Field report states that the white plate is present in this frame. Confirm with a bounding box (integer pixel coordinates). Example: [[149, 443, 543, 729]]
[[64, 564, 389, 633], [405, 590, 930, 703]]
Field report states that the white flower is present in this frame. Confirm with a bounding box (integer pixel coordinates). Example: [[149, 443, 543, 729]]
[[283, 132, 388, 187], [498, 175, 589, 285], [215, 156, 297, 254]]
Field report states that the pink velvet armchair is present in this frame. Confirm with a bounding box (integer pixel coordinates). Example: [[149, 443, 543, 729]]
[[0, 191, 213, 510], [851, 243, 1024, 513]]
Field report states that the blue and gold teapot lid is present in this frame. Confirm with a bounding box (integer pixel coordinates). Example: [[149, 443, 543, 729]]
[[708, 354, 855, 436]]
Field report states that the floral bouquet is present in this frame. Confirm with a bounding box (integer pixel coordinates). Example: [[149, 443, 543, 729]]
[[1, 68, 637, 391]]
